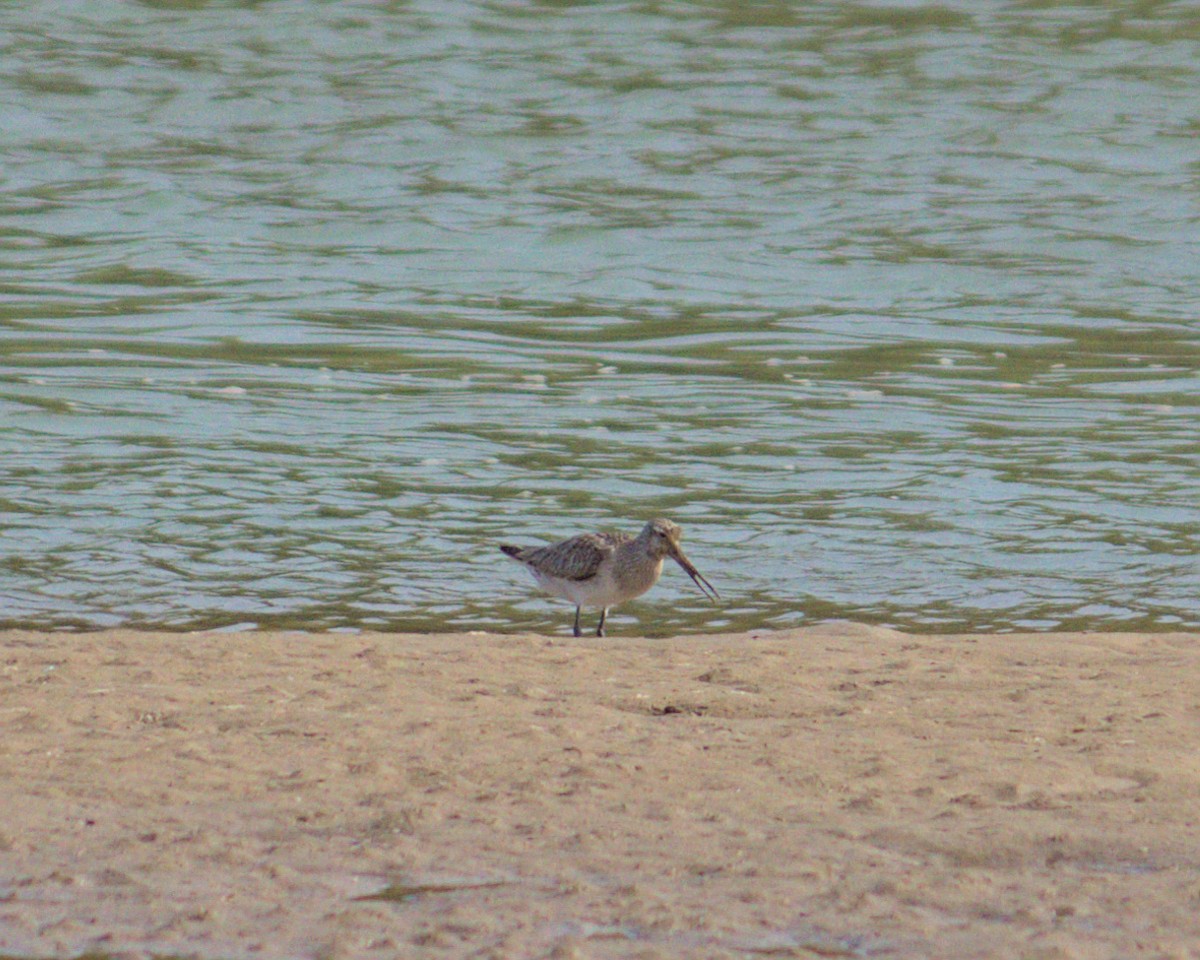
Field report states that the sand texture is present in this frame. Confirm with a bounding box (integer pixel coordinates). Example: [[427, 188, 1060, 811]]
[[1, 624, 1199, 959]]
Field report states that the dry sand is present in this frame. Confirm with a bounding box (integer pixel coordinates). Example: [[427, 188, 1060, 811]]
[[1, 623, 1199, 959]]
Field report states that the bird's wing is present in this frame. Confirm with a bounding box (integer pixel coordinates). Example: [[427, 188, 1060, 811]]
[[524, 531, 631, 581]]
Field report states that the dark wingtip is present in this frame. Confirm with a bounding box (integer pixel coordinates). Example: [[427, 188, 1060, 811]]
[[500, 544, 522, 558]]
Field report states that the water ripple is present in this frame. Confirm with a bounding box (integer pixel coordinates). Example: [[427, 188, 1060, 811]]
[[1, 0, 1198, 634]]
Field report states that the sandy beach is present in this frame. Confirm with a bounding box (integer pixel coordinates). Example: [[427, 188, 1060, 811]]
[[1, 623, 1198, 958]]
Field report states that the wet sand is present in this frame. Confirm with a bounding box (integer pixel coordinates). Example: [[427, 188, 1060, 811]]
[[1, 624, 1198, 958]]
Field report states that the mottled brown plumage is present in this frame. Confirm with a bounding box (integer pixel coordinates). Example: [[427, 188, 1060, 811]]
[[500, 531, 630, 582]]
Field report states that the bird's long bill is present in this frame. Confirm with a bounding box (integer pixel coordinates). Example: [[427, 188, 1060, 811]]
[[669, 544, 720, 603]]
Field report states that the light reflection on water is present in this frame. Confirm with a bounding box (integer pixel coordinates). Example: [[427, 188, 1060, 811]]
[[0, 1, 1197, 636]]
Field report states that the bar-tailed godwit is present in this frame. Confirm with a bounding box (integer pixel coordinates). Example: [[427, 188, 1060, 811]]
[[500, 518, 719, 637]]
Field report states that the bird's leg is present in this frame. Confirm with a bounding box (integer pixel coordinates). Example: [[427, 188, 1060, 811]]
[[573, 606, 582, 638], [596, 607, 608, 637]]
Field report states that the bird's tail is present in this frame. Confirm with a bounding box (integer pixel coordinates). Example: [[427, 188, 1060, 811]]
[[499, 544, 524, 560]]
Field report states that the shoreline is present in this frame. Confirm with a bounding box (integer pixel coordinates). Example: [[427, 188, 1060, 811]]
[[2, 624, 1197, 958]]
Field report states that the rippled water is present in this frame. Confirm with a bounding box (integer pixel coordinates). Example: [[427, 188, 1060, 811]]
[[2, 0, 1197, 635]]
